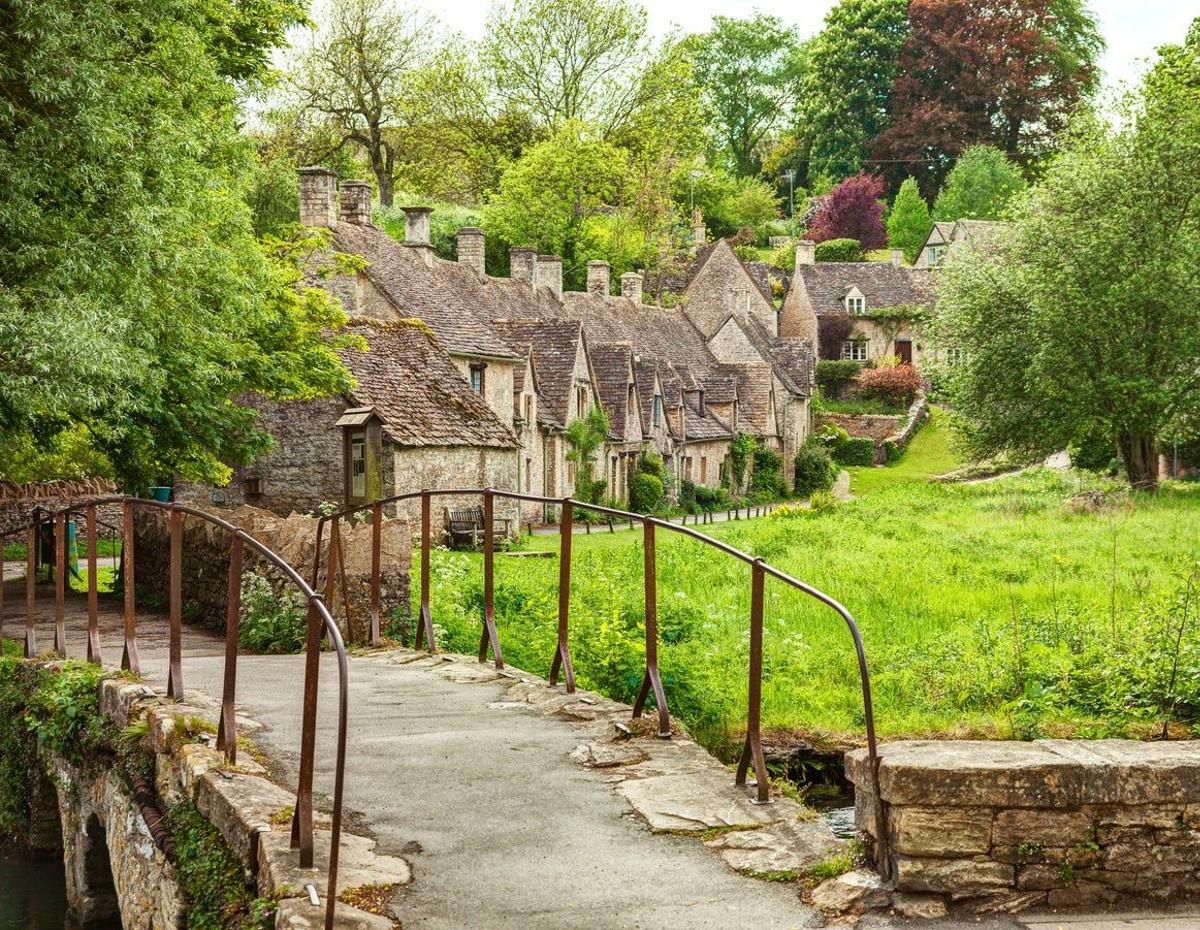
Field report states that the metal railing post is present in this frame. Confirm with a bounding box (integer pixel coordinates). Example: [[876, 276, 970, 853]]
[[292, 599, 322, 868], [549, 499, 575, 692], [166, 508, 183, 698], [54, 513, 66, 657], [121, 500, 139, 673], [736, 559, 771, 804], [217, 535, 244, 764], [478, 489, 503, 668], [369, 502, 382, 646], [86, 505, 101, 664], [24, 523, 36, 658], [415, 491, 435, 651], [632, 520, 671, 737]]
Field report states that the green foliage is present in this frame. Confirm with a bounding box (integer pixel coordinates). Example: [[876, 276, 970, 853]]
[[630, 473, 665, 514], [689, 14, 808, 177], [886, 178, 931, 262], [0, 659, 37, 838], [814, 238, 864, 262], [166, 801, 271, 930], [1069, 432, 1120, 475], [0, 0, 356, 490], [238, 572, 307, 654], [833, 437, 877, 467], [23, 662, 113, 767], [749, 447, 785, 498], [378, 199, 483, 263], [676, 166, 782, 239], [793, 442, 838, 497], [729, 433, 757, 493], [856, 364, 921, 406], [637, 450, 665, 478], [932, 27, 1200, 490], [933, 145, 1026, 221], [802, 0, 909, 180], [815, 360, 864, 396], [565, 406, 612, 503]]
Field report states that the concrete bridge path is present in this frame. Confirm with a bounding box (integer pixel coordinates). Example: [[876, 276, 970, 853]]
[[4, 580, 1191, 930]]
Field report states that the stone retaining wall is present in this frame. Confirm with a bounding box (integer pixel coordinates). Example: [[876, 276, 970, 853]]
[[133, 505, 411, 645], [847, 739, 1200, 911], [821, 395, 929, 465]]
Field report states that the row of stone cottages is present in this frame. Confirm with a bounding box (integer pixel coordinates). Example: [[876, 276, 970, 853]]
[[179, 168, 951, 526]]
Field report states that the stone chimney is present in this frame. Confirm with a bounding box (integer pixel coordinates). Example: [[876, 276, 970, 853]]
[[535, 255, 563, 297], [510, 247, 537, 284], [339, 180, 372, 225], [456, 227, 486, 276], [401, 206, 433, 265], [586, 260, 611, 296], [890, 249, 905, 266], [298, 166, 338, 227], [795, 239, 816, 266], [692, 207, 707, 248], [621, 272, 643, 304]]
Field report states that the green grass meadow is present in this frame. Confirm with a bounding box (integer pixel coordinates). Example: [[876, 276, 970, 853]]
[[417, 419, 1200, 755]]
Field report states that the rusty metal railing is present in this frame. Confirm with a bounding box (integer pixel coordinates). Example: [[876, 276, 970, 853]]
[[311, 486, 891, 878], [0, 498, 350, 928]]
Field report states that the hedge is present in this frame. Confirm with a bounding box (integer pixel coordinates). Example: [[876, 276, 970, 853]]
[[814, 238, 864, 262], [816, 359, 864, 394], [833, 437, 876, 467]]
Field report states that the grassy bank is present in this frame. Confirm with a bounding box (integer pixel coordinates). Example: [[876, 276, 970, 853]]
[[846, 407, 962, 495], [420, 470, 1200, 753]]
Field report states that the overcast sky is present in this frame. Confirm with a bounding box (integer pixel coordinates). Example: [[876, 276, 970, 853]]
[[424, 0, 1196, 97]]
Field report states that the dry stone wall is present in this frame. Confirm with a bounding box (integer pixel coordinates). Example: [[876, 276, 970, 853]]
[[133, 504, 411, 645], [847, 739, 1200, 912]]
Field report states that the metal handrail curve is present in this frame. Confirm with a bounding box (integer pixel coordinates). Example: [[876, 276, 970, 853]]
[[0, 497, 349, 929], [309, 486, 891, 879]]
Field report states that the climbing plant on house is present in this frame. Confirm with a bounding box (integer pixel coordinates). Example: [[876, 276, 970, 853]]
[[565, 406, 612, 503]]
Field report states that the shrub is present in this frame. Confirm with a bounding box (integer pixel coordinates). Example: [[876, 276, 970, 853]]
[[1069, 431, 1120, 474], [814, 238, 864, 262], [750, 447, 785, 498], [856, 364, 921, 406], [769, 243, 795, 272], [833, 437, 876, 467], [679, 478, 697, 511], [637, 450, 665, 478], [809, 490, 839, 514], [793, 443, 838, 497], [817, 313, 855, 360], [630, 473, 664, 514], [816, 360, 864, 396], [239, 572, 307, 654]]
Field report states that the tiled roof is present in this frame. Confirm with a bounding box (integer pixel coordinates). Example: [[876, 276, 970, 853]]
[[717, 363, 776, 436], [681, 398, 734, 441], [765, 337, 816, 397], [492, 318, 584, 430], [338, 320, 519, 449], [794, 262, 937, 316], [589, 342, 635, 440], [333, 222, 524, 359]]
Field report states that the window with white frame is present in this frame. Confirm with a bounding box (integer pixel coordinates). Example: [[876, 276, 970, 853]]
[[349, 435, 367, 498], [846, 293, 866, 315], [927, 245, 946, 267], [842, 340, 869, 361], [946, 347, 963, 366]]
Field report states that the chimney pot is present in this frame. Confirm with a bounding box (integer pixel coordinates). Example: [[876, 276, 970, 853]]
[[795, 239, 815, 266], [509, 246, 537, 284], [298, 166, 338, 228], [890, 248, 905, 266], [620, 272, 643, 304], [586, 260, 611, 296], [340, 180, 373, 225], [456, 227, 486, 276], [535, 255, 563, 297], [401, 206, 433, 248]]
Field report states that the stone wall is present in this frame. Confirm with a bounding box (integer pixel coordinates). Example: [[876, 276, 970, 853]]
[[821, 395, 928, 465], [133, 504, 411, 645], [0, 478, 120, 535], [847, 739, 1200, 911]]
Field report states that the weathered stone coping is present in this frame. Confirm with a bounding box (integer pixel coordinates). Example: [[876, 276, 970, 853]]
[[844, 739, 1200, 913]]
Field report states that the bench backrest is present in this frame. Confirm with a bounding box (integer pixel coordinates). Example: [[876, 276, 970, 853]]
[[446, 506, 485, 528]]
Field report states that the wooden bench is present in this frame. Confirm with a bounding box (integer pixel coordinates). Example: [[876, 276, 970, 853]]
[[444, 505, 512, 549]]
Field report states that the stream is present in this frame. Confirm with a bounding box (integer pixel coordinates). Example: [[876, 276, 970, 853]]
[[0, 851, 121, 930]]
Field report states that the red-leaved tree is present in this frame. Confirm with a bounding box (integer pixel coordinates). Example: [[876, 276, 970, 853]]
[[872, 0, 1101, 195], [807, 173, 887, 248]]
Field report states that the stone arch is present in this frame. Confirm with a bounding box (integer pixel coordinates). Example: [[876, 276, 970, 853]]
[[66, 812, 119, 925]]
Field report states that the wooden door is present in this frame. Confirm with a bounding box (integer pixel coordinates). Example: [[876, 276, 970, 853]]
[[895, 340, 913, 366]]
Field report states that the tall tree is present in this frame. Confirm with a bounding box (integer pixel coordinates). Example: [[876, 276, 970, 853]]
[[690, 14, 809, 177], [933, 145, 1027, 220], [290, 0, 434, 205], [0, 0, 355, 489], [872, 0, 1103, 194], [808, 173, 887, 249], [933, 20, 1200, 489], [803, 0, 909, 180], [887, 178, 932, 262]]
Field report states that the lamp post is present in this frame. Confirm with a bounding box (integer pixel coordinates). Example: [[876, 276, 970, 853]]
[[688, 169, 703, 216], [784, 169, 795, 220]]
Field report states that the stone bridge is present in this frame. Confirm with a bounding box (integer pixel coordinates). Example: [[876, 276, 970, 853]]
[[2, 494, 1197, 930]]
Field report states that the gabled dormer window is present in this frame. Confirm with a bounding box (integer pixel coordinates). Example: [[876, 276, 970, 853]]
[[845, 288, 866, 315], [469, 363, 486, 394]]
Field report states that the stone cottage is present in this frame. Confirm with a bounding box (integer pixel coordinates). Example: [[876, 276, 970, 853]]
[[193, 168, 820, 522]]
